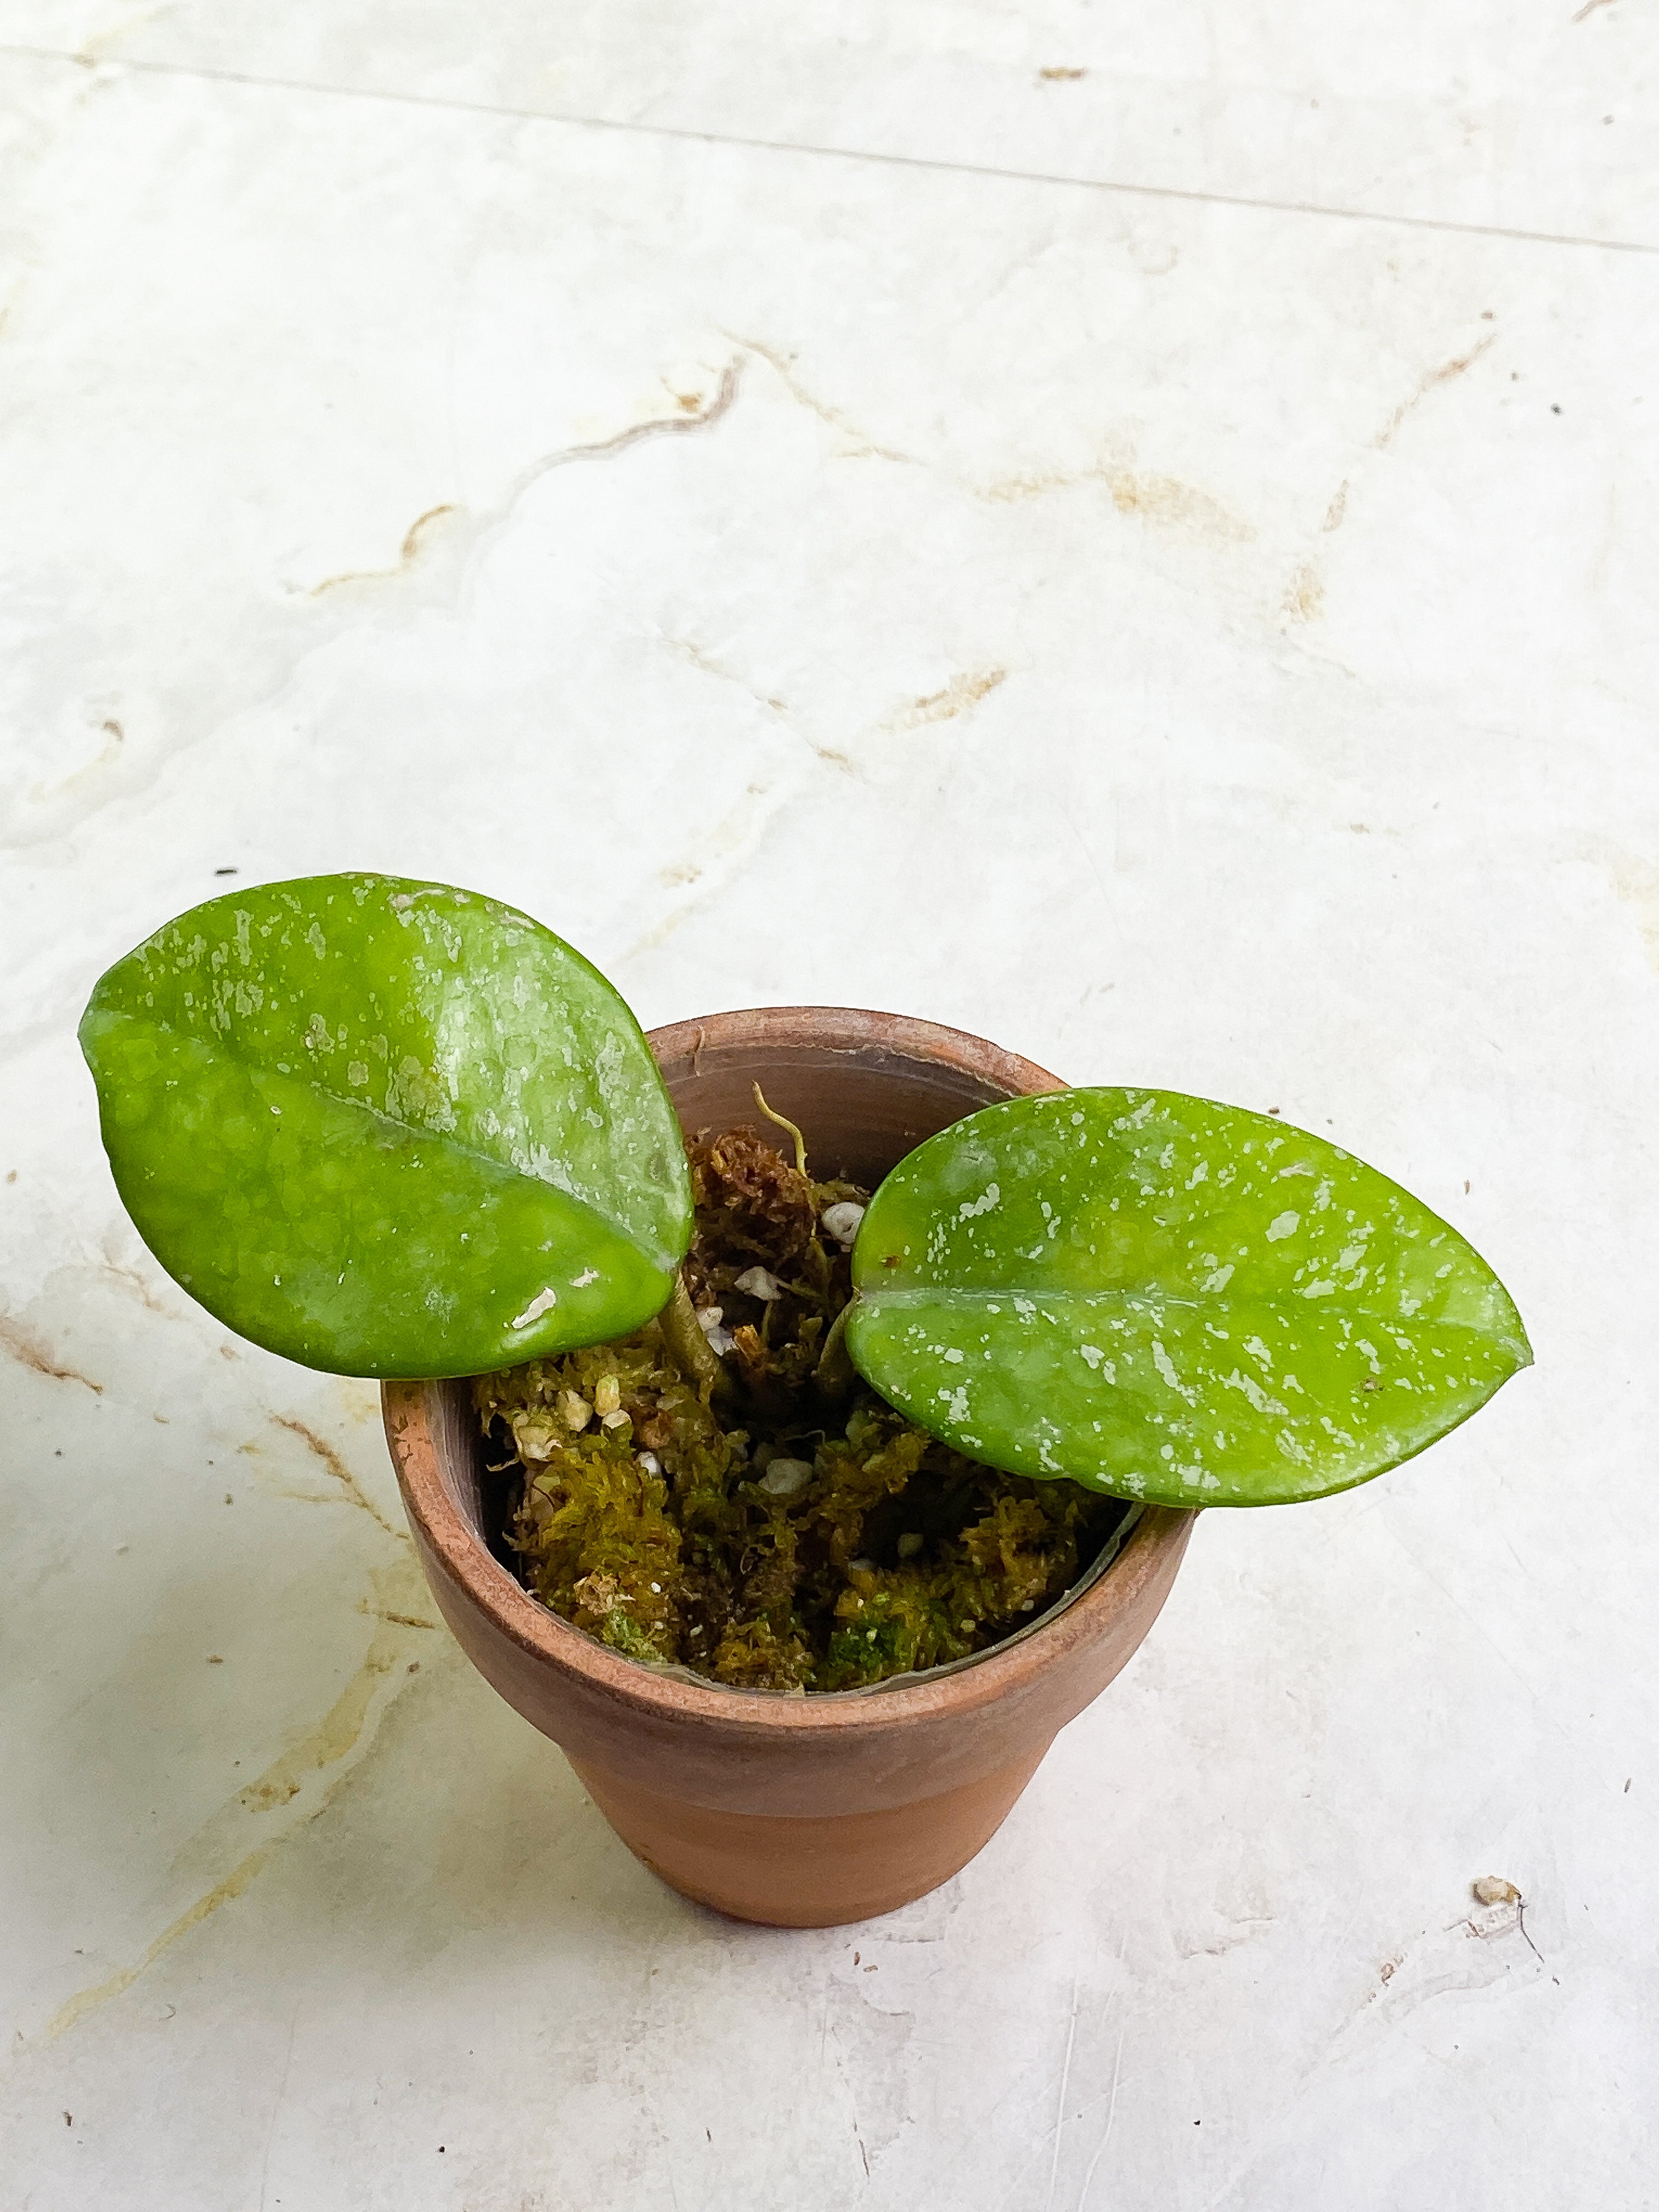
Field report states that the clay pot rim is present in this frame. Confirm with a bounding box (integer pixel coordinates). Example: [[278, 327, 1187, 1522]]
[[385, 1004, 1195, 1743]]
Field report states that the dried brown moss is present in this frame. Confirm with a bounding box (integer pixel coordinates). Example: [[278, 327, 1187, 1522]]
[[475, 1127, 1127, 1692]]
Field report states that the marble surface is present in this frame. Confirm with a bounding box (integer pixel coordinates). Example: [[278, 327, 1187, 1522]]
[[1, 10, 1655, 2207]]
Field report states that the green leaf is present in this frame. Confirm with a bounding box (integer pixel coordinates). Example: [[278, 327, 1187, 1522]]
[[844, 1088, 1530, 1507], [79, 874, 691, 1378]]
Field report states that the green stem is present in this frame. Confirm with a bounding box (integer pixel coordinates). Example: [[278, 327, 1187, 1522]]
[[658, 1272, 731, 1402], [815, 1298, 859, 1398], [752, 1082, 809, 1177]]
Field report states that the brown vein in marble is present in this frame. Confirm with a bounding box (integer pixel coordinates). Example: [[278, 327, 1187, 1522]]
[[308, 502, 458, 595], [663, 634, 788, 718], [31, 1555, 439, 2047], [1584, 839, 1659, 971], [239, 1561, 432, 1810], [25, 719, 126, 811], [0, 360, 736, 844], [1284, 330, 1492, 623], [626, 780, 808, 960], [719, 331, 916, 464], [1280, 565, 1325, 623], [1373, 331, 1497, 451], [69, 3, 177, 67], [887, 668, 1008, 731], [1103, 467, 1254, 540], [268, 1414, 401, 1540], [100, 1256, 168, 1314], [661, 631, 854, 774], [0, 1316, 103, 1392], [36, 1842, 280, 2046], [306, 361, 742, 597], [984, 459, 1256, 548], [1279, 483, 1344, 619]]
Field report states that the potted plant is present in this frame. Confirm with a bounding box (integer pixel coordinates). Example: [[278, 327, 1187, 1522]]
[[80, 874, 1530, 1926]]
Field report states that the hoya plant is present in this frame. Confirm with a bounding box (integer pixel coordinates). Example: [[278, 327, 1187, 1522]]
[[80, 873, 1529, 1514]]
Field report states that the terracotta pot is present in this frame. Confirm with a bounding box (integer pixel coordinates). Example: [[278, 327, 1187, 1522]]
[[382, 1008, 1195, 1928]]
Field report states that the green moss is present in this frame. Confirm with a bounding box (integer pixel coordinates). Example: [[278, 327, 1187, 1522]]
[[475, 1127, 1127, 1692]]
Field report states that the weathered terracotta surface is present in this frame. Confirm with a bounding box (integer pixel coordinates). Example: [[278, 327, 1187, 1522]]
[[382, 1007, 1195, 1927]]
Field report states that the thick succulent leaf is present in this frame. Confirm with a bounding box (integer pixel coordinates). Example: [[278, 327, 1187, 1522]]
[[79, 875, 691, 1376], [845, 1088, 1530, 1506]]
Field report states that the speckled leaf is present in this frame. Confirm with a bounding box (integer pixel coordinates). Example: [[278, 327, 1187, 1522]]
[[845, 1089, 1530, 1507], [79, 875, 692, 1377]]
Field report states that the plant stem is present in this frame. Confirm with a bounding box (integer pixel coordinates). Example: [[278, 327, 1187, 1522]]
[[816, 1298, 859, 1398], [752, 1082, 808, 1177], [658, 1272, 730, 1401]]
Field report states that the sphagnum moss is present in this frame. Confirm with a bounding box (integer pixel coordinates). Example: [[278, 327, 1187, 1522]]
[[475, 1127, 1127, 1692]]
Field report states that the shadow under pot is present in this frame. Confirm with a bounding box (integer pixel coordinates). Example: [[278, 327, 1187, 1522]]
[[382, 1006, 1195, 1928]]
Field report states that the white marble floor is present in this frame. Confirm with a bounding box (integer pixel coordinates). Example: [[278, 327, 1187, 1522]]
[[1, 8, 1655, 2209]]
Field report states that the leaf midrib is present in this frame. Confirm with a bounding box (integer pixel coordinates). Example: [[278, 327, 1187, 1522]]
[[856, 1283, 1518, 1338], [89, 1002, 681, 1274]]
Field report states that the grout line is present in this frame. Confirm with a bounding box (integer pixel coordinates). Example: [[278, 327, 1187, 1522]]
[[5, 40, 1658, 258]]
